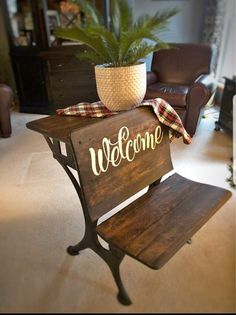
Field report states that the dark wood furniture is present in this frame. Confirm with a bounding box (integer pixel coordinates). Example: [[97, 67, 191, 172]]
[[1, 0, 105, 114], [0, 83, 13, 137], [26, 107, 231, 305], [215, 77, 235, 134], [41, 46, 98, 113]]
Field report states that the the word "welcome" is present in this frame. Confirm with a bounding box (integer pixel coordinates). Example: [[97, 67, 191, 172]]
[[89, 125, 163, 176]]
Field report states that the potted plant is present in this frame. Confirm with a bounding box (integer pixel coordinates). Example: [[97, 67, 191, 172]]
[[55, 0, 178, 111]]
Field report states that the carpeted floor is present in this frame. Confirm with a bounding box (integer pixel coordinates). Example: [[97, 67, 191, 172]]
[[0, 108, 235, 313]]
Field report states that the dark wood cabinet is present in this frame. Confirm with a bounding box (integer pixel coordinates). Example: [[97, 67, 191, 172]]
[[41, 45, 98, 113], [215, 77, 235, 134], [10, 48, 50, 114], [1, 0, 105, 114]]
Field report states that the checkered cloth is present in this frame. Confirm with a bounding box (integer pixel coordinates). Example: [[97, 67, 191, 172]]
[[56, 98, 192, 144]]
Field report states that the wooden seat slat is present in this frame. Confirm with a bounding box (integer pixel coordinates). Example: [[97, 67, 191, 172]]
[[96, 174, 191, 247], [96, 173, 231, 270]]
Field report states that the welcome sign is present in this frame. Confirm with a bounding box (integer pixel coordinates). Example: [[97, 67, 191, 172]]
[[89, 125, 163, 176], [71, 107, 173, 221]]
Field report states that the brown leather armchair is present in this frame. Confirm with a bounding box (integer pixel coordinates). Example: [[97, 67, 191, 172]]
[[145, 43, 217, 136]]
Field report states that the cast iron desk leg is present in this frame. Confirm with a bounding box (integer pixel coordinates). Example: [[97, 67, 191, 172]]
[[44, 136, 132, 306]]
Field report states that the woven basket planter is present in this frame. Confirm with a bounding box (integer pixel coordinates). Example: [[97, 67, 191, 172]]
[[95, 63, 147, 111]]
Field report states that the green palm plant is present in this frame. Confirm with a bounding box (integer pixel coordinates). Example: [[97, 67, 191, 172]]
[[55, 0, 178, 67]]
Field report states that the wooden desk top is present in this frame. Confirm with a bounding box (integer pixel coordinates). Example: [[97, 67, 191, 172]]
[[26, 115, 102, 143], [26, 107, 148, 143]]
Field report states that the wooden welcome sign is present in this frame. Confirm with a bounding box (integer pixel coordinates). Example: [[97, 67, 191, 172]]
[[71, 107, 173, 221]]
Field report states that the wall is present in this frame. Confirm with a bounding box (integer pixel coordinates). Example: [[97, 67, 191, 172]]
[[216, 0, 236, 80], [133, 0, 205, 42], [131, 0, 205, 70]]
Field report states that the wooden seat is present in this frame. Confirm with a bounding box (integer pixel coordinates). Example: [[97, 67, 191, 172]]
[[97, 173, 231, 270]]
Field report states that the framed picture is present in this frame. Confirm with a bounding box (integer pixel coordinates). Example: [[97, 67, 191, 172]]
[[47, 10, 60, 30]]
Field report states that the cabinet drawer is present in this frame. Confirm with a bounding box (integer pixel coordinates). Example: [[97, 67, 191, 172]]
[[47, 58, 94, 73], [51, 85, 98, 105], [49, 71, 96, 89]]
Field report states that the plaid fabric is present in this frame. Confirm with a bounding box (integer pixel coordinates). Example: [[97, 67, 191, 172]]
[[56, 101, 115, 118], [56, 98, 192, 144]]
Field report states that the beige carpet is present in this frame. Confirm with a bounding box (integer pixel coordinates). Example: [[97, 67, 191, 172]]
[[0, 108, 235, 313]]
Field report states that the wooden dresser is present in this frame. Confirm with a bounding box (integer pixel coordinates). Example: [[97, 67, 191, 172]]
[[41, 46, 99, 113], [1, 0, 104, 115]]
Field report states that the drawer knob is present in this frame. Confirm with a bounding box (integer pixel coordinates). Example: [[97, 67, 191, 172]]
[[59, 79, 64, 83], [57, 64, 63, 67]]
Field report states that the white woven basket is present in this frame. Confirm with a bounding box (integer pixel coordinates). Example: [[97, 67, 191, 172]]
[[95, 63, 147, 111]]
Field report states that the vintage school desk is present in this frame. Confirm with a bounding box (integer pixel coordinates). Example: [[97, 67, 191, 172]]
[[26, 107, 231, 305]]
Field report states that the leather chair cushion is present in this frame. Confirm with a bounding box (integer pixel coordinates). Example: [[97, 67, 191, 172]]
[[145, 83, 189, 107], [151, 43, 215, 85]]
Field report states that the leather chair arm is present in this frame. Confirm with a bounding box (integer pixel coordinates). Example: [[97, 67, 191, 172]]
[[187, 74, 216, 109], [185, 74, 217, 136], [194, 74, 217, 95], [147, 71, 158, 86]]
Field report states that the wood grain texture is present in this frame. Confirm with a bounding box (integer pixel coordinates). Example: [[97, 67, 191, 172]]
[[96, 173, 232, 269], [26, 115, 101, 143], [71, 107, 173, 222]]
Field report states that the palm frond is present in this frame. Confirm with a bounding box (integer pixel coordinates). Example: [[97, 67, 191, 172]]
[[135, 8, 179, 35], [110, 0, 133, 39], [117, 0, 133, 32], [55, 27, 110, 61], [118, 7, 178, 62], [55, 27, 91, 44], [110, 0, 121, 39], [55, 0, 179, 67], [119, 27, 162, 62], [126, 42, 160, 65], [76, 50, 106, 64], [77, 0, 104, 26], [89, 26, 120, 62]]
